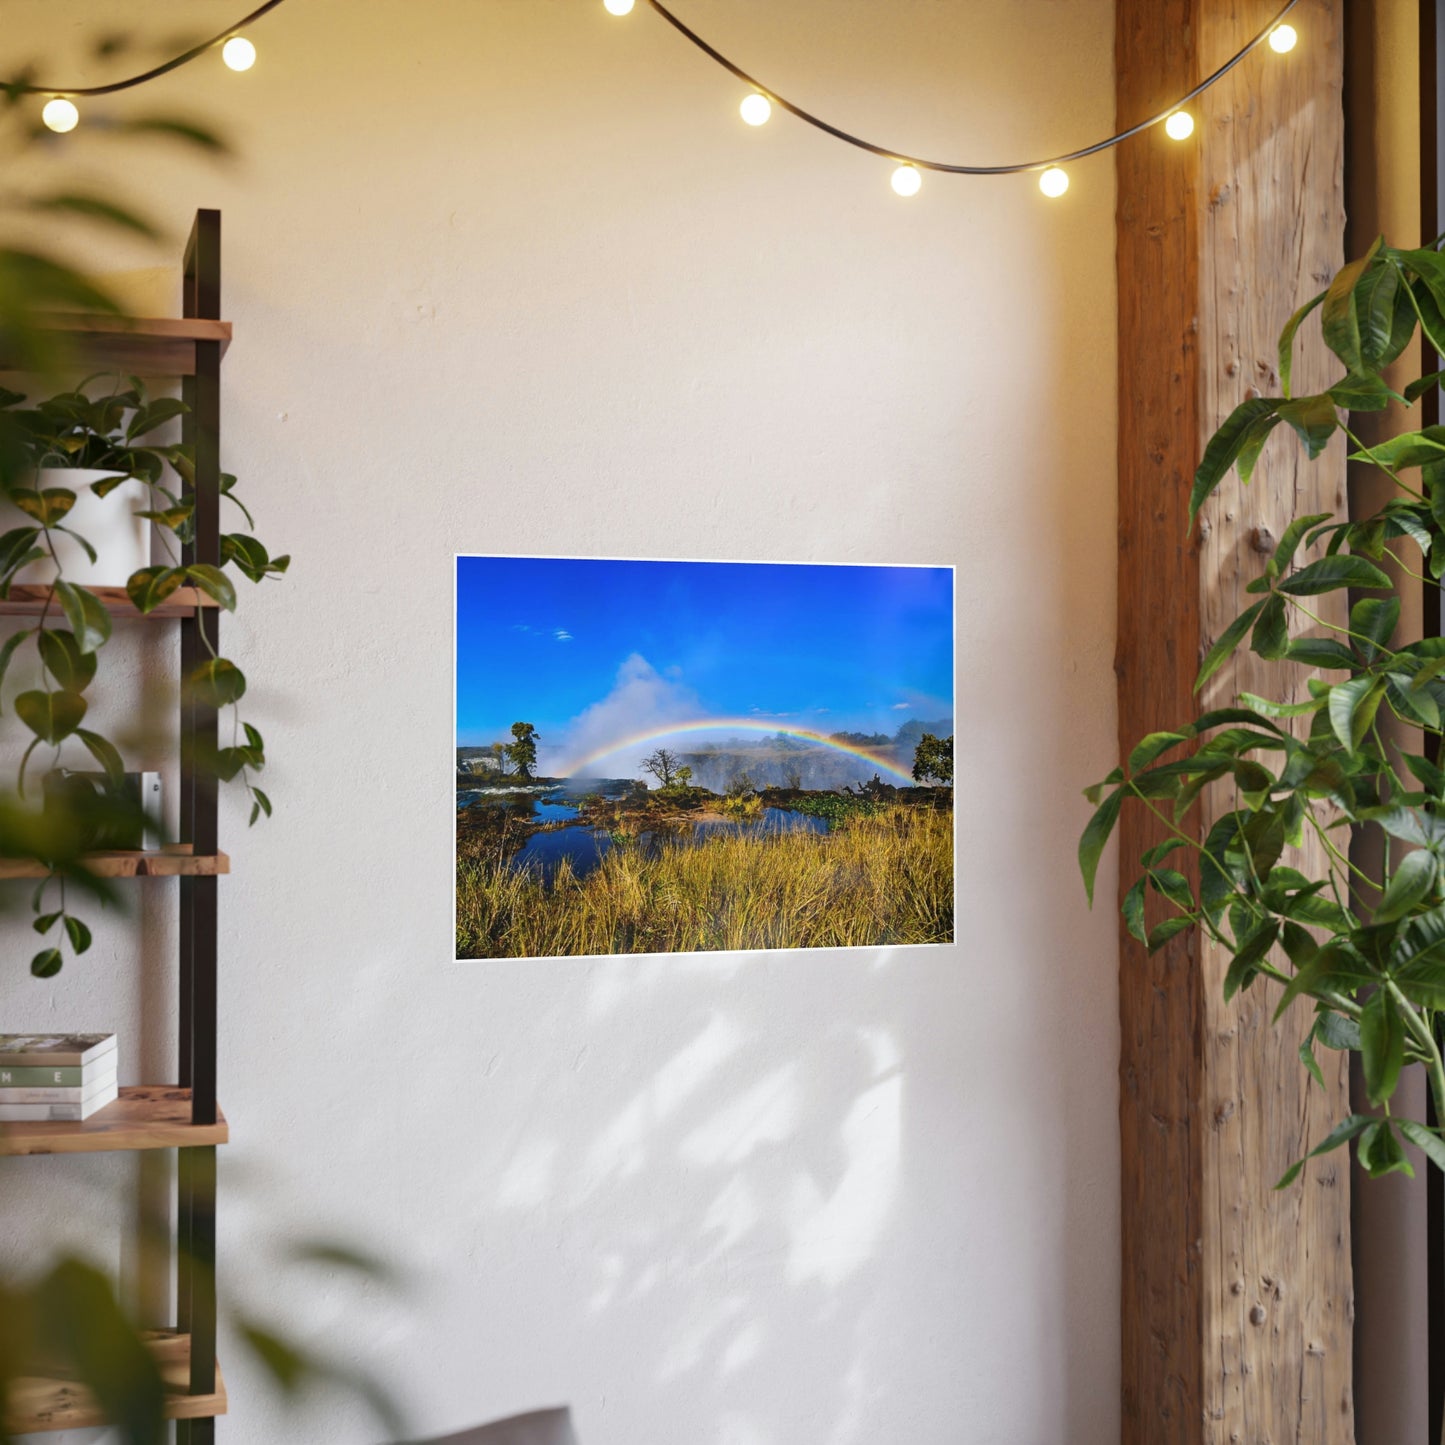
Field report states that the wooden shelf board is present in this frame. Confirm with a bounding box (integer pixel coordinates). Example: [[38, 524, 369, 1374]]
[[0, 584, 217, 618], [1, 313, 232, 376], [0, 846, 229, 880], [5, 1330, 226, 1433], [0, 1085, 227, 1157]]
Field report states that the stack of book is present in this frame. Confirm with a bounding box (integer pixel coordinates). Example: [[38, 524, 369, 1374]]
[[0, 1033, 118, 1122]]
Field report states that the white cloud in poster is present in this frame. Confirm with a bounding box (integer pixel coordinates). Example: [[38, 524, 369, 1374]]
[[552, 653, 701, 775]]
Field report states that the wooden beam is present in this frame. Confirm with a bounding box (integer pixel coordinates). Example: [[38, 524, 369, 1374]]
[[1115, 2, 1353, 1440]]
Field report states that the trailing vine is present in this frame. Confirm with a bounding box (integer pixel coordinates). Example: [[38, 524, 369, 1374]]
[[0, 376, 287, 976], [1082, 236, 1445, 1186]]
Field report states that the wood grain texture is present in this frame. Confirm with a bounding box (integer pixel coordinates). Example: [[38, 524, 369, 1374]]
[[3, 1329, 226, 1432], [0, 584, 218, 618], [0, 314, 233, 376], [0, 1086, 228, 1156], [0, 848, 229, 880], [1116, 2, 1352, 1440]]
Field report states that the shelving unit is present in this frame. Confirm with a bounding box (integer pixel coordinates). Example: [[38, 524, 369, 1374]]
[[1, 210, 230, 1440]]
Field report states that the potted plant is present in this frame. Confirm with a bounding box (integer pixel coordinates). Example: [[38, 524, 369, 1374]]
[[1081, 236, 1445, 1187], [0, 378, 289, 976]]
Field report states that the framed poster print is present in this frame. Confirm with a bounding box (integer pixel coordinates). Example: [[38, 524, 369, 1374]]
[[456, 555, 953, 959]]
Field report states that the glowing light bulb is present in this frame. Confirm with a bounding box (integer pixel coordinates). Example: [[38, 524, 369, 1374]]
[[604, 0, 635, 14], [1268, 23, 1298, 53], [222, 36, 256, 71], [42, 98, 78, 133], [1164, 110, 1194, 141], [1039, 166, 1069, 198], [740, 92, 772, 127], [890, 164, 922, 198]]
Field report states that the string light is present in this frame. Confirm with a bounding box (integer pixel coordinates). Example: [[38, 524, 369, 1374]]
[[221, 36, 257, 71], [41, 98, 79, 133], [739, 92, 772, 127], [891, 164, 922, 198], [17, 0, 1303, 201], [1038, 167, 1069, 198]]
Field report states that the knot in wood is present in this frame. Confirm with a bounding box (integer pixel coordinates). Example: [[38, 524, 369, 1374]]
[[1251, 526, 1276, 555], [1249, 1304, 1267, 1326]]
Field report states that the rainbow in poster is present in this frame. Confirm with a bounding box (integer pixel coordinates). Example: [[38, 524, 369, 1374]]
[[455, 555, 954, 960]]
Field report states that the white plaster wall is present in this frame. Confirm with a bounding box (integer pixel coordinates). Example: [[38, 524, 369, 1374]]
[[1, 2, 1120, 1441]]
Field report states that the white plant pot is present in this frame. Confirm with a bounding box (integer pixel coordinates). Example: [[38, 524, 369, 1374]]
[[6, 469, 151, 588]]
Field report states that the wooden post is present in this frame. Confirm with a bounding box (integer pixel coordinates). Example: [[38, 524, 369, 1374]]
[[1115, 2, 1354, 1440]]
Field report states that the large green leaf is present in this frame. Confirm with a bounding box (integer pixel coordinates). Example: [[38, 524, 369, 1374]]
[[185, 563, 237, 612], [1195, 599, 1266, 691], [1360, 989, 1405, 1105], [1355, 256, 1402, 365], [1327, 674, 1385, 752], [1374, 848, 1438, 923], [186, 657, 247, 708], [14, 688, 86, 744], [1277, 394, 1339, 458], [52, 580, 112, 653], [37, 629, 96, 693], [1351, 596, 1400, 661], [1222, 920, 1280, 1001], [1277, 555, 1392, 595], [1190, 399, 1280, 523], [1398, 1120, 1445, 1172], [1320, 245, 1376, 372], [1250, 594, 1289, 659], [125, 566, 185, 614], [1078, 788, 1123, 906]]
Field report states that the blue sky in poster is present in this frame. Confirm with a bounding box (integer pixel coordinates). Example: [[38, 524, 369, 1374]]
[[455, 556, 953, 768]]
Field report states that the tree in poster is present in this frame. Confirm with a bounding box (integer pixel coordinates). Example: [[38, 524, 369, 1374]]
[[913, 733, 953, 785], [505, 721, 539, 779]]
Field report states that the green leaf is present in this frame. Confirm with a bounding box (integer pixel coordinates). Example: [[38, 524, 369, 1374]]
[[1328, 675, 1385, 752], [1352, 596, 1400, 661], [52, 580, 111, 653], [14, 688, 85, 744], [1235, 691, 1322, 719], [1281, 638, 1354, 672], [125, 397, 188, 441], [1222, 920, 1279, 1001], [11, 486, 77, 527], [1404, 752, 1445, 795], [63, 915, 92, 954], [1361, 989, 1405, 1105], [1079, 789, 1123, 906], [1277, 555, 1393, 595], [1196, 599, 1266, 691], [252, 786, 272, 819], [125, 565, 185, 614], [1351, 425, 1445, 470], [37, 629, 96, 692], [1122, 878, 1146, 942], [1406, 369, 1445, 403], [25, 191, 160, 239], [184, 563, 236, 612], [1361, 1119, 1415, 1178], [1274, 943, 1375, 1022], [1375, 848, 1437, 923], [1277, 393, 1339, 458], [33, 910, 61, 935], [76, 728, 124, 785], [1190, 399, 1280, 523], [30, 947, 62, 978], [1299, 1022, 1326, 1090], [186, 657, 247, 708], [1329, 372, 1396, 412], [1317, 1012, 1362, 1050], [1355, 256, 1402, 365], [1270, 511, 1334, 577], [1251, 594, 1289, 659], [0, 625, 33, 711], [1278, 289, 1326, 398], [1146, 915, 1193, 954], [1398, 1119, 1445, 1172], [1274, 1159, 1306, 1190], [1320, 246, 1375, 372]]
